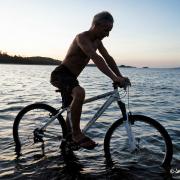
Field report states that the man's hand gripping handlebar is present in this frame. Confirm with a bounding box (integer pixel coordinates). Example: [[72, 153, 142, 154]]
[[113, 77, 131, 90]]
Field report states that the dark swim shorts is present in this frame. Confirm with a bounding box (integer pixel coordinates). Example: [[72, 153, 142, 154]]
[[50, 64, 79, 107]]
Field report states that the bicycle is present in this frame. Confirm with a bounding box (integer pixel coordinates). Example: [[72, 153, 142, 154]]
[[13, 83, 173, 168]]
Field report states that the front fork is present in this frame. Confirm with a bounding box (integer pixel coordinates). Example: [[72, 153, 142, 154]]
[[118, 101, 137, 152]]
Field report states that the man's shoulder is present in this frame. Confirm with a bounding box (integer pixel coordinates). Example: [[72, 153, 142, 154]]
[[76, 31, 89, 39], [75, 31, 92, 45]]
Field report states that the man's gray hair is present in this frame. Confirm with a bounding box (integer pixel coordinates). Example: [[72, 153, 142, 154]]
[[92, 11, 114, 25]]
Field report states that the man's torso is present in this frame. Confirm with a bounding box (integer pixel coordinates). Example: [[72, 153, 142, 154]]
[[62, 31, 100, 76]]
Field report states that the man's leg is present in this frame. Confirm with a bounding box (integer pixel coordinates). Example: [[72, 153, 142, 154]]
[[70, 86, 85, 140], [68, 86, 96, 148]]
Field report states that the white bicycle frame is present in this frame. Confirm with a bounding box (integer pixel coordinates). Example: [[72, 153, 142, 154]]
[[41, 87, 137, 152]]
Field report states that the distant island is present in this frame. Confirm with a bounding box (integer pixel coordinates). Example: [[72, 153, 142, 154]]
[[118, 64, 136, 68], [0, 51, 137, 68], [87, 64, 136, 68]]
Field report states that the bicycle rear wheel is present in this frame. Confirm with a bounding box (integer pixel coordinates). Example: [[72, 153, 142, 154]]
[[104, 115, 173, 168], [13, 103, 67, 156]]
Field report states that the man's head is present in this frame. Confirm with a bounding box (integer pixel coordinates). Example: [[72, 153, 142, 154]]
[[91, 11, 114, 40], [92, 11, 114, 26]]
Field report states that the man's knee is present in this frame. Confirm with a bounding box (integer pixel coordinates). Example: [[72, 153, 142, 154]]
[[72, 86, 85, 101]]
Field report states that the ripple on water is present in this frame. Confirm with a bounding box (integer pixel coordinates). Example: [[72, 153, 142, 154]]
[[0, 66, 179, 179]]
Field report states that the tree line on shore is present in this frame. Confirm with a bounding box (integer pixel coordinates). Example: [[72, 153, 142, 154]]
[[0, 51, 137, 68], [0, 51, 61, 65]]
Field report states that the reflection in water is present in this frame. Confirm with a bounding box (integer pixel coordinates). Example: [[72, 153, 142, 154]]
[[13, 146, 173, 180], [11, 141, 172, 180]]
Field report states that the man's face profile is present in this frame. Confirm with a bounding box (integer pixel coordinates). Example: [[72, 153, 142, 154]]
[[96, 21, 113, 40]]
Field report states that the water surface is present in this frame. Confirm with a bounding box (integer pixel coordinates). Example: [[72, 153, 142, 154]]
[[0, 65, 179, 179]]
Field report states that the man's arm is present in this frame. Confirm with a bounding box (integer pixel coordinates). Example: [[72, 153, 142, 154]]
[[98, 41, 123, 77], [76, 33, 118, 81]]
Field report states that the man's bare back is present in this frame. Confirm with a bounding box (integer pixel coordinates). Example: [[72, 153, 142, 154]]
[[62, 31, 100, 76]]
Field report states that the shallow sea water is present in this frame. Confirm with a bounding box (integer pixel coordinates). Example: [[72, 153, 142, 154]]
[[0, 64, 179, 179]]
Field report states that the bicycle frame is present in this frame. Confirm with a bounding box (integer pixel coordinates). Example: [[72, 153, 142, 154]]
[[41, 89, 120, 133], [82, 88, 120, 133], [82, 87, 136, 152], [41, 88, 119, 131], [41, 86, 137, 151]]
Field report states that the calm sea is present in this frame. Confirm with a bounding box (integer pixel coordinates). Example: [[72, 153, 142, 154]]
[[0, 64, 179, 180]]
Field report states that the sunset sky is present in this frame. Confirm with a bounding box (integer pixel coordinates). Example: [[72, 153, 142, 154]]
[[0, 0, 180, 68]]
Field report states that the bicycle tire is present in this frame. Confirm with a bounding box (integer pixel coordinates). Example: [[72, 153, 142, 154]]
[[13, 103, 67, 155], [104, 115, 173, 168]]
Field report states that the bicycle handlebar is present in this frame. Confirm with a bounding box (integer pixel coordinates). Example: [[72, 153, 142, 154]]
[[113, 81, 131, 90]]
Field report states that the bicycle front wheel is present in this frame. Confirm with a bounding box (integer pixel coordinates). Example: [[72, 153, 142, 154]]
[[104, 115, 173, 168], [13, 103, 67, 156]]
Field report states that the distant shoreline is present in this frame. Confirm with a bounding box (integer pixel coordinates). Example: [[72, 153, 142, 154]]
[[87, 64, 136, 68], [1, 52, 179, 69], [0, 62, 137, 68], [0, 52, 137, 68], [0, 52, 61, 65]]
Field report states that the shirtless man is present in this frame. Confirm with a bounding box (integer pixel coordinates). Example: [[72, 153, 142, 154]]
[[50, 11, 130, 149]]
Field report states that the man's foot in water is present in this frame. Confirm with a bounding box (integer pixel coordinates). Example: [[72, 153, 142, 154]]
[[72, 133, 97, 150]]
